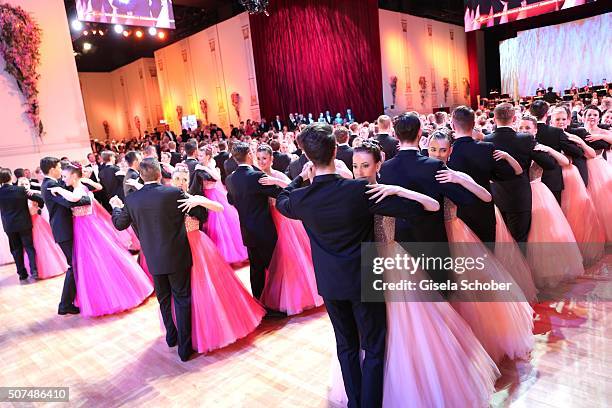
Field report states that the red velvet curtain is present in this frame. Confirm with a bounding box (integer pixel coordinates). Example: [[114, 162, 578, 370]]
[[249, 0, 383, 123], [466, 30, 481, 109]]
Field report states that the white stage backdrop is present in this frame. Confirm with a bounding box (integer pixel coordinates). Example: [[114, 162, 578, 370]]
[[500, 13, 611, 97]]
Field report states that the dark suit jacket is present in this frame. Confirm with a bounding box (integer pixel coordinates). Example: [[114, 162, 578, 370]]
[[223, 156, 238, 179], [335, 144, 354, 170], [99, 164, 124, 206], [375, 133, 399, 160], [0, 184, 44, 233], [214, 151, 230, 183], [169, 151, 182, 167], [485, 128, 557, 212], [379, 149, 477, 243], [536, 122, 583, 192], [41, 178, 91, 243], [225, 165, 281, 249], [285, 154, 309, 180], [123, 168, 142, 197], [447, 137, 515, 242], [276, 174, 423, 300], [272, 151, 292, 173], [112, 183, 195, 276], [183, 158, 199, 182], [272, 120, 284, 131]]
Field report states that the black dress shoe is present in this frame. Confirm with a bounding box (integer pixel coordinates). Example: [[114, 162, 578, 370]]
[[58, 306, 80, 315], [264, 308, 287, 319], [179, 349, 196, 362], [30, 274, 40, 281]]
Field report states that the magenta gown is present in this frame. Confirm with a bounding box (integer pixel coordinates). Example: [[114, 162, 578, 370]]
[[527, 170, 584, 288], [72, 185, 153, 317], [261, 201, 323, 315], [202, 182, 248, 264], [24, 212, 68, 279], [560, 164, 605, 265], [93, 199, 141, 251], [329, 216, 500, 407], [0, 216, 12, 265], [445, 200, 534, 364], [186, 216, 265, 353], [585, 156, 612, 242]]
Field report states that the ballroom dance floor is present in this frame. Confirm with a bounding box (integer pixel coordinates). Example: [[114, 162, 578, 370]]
[[0, 256, 610, 407]]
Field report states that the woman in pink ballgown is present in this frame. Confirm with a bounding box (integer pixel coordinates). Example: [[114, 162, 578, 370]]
[[330, 142, 500, 407], [48, 163, 153, 317], [16, 178, 67, 279], [582, 106, 612, 242], [189, 147, 248, 264], [549, 106, 606, 264], [254, 144, 323, 315], [171, 169, 265, 353], [428, 132, 535, 364], [518, 117, 585, 288]]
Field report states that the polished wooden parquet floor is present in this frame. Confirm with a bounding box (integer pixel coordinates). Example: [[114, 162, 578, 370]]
[[0, 256, 610, 407]]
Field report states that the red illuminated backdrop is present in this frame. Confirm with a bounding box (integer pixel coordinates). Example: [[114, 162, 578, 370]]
[[249, 0, 383, 122]]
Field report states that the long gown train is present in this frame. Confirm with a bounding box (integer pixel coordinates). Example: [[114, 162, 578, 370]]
[[25, 213, 67, 279], [527, 178, 584, 288], [585, 156, 612, 243], [446, 201, 534, 364], [72, 187, 153, 317], [261, 202, 323, 315], [202, 184, 248, 263], [186, 216, 265, 353], [560, 164, 605, 265]]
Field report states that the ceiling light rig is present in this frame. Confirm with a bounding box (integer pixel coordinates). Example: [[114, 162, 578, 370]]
[[239, 0, 270, 16]]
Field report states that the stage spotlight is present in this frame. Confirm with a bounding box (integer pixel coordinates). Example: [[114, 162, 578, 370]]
[[135, 30, 143, 38], [114, 24, 124, 34], [99, 30, 104, 36], [148, 27, 157, 36], [157, 31, 166, 39], [83, 42, 92, 52], [123, 30, 130, 37], [71, 19, 83, 31], [83, 30, 89, 36]]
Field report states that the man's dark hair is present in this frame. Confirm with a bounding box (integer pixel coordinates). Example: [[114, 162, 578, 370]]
[[125, 151, 141, 166], [231, 142, 251, 164], [13, 168, 25, 178], [530, 100, 550, 120], [100, 150, 115, 163], [185, 141, 198, 156], [269, 139, 281, 151], [297, 123, 336, 166], [218, 140, 227, 151], [547, 86, 553, 92], [40, 157, 60, 175], [333, 127, 349, 144], [0, 168, 12, 184], [452, 105, 475, 132], [393, 113, 421, 143], [139, 158, 161, 182]]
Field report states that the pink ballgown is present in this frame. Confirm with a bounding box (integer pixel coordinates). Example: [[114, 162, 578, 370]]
[[527, 167, 584, 288], [261, 201, 323, 315], [445, 200, 534, 364], [560, 164, 605, 265], [585, 156, 612, 242], [72, 185, 153, 317], [494, 207, 538, 302], [25, 210, 68, 279], [329, 216, 500, 407], [202, 181, 248, 263], [92, 199, 141, 251], [186, 216, 265, 353], [0, 216, 12, 265]]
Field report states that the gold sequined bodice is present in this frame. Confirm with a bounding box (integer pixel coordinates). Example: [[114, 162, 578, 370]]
[[185, 216, 200, 232]]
